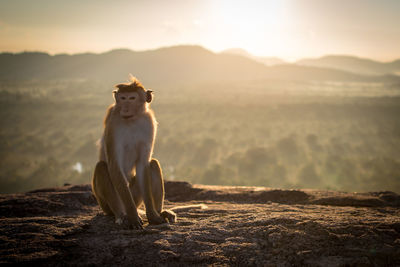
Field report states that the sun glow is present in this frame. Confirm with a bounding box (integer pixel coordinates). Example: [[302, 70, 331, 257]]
[[208, 0, 291, 57], [1, 0, 399, 61]]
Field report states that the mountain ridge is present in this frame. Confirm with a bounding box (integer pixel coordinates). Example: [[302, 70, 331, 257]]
[[221, 48, 400, 76], [0, 45, 399, 84], [221, 48, 287, 66], [297, 54, 400, 75]]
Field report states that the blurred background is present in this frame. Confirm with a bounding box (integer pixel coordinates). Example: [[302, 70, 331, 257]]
[[0, 0, 399, 193]]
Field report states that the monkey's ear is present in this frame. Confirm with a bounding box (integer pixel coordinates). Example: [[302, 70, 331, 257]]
[[146, 90, 153, 103], [112, 90, 118, 103]]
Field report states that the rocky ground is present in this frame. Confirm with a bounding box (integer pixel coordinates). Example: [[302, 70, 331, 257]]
[[1, 181, 400, 266]]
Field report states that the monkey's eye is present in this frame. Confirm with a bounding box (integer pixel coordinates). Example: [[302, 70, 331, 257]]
[[129, 96, 136, 100], [120, 96, 126, 100]]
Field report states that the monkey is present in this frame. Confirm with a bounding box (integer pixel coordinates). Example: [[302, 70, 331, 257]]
[[92, 76, 176, 229]]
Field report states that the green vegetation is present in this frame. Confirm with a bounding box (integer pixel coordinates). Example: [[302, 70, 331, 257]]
[[1, 79, 399, 193]]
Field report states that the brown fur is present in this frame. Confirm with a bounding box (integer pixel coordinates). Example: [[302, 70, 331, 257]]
[[115, 77, 146, 93], [92, 77, 175, 229]]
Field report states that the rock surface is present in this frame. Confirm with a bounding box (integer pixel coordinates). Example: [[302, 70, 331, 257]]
[[1, 181, 400, 266]]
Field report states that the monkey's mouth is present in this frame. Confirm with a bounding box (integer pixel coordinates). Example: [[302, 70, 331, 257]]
[[122, 115, 134, 119]]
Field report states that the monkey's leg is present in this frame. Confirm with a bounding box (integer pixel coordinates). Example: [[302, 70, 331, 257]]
[[150, 159, 176, 223], [92, 161, 127, 224], [92, 161, 113, 215], [149, 159, 164, 213], [136, 159, 167, 225]]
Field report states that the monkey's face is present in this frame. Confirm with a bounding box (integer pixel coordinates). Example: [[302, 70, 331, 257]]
[[115, 92, 143, 119]]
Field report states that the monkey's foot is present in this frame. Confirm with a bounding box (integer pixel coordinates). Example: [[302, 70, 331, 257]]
[[147, 213, 167, 225], [115, 217, 124, 225], [116, 214, 143, 230], [161, 210, 177, 224]]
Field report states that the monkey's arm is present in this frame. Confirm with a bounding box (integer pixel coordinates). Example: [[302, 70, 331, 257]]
[[105, 133, 142, 229]]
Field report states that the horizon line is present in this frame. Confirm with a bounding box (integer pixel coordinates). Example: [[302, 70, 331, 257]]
[[1, 44, 399, 64]]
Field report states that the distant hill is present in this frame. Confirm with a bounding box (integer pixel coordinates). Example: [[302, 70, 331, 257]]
[[221, 48, 286, 66], [297, 55, 400, 76], [0, 46, 398, 84]]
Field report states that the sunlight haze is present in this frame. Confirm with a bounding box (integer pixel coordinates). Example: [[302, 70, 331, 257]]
[[0, 0, 399, 61]]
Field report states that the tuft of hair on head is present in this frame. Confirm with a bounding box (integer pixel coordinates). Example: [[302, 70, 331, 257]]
[[114, 75, 145, 93], [128, 74, 139, 83]]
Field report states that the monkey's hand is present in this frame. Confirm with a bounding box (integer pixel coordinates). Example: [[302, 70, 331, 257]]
[[122, 214, 143, 230]]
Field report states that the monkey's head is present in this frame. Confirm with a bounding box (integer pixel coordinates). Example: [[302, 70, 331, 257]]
[[113, 77, 153, 119]]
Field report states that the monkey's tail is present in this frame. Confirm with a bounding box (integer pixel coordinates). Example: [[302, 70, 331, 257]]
[[137, 204, 207, 216], [170, 204, 208, 212]]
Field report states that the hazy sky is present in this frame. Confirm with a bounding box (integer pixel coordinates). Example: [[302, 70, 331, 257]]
[[0, 0, 399, 61]]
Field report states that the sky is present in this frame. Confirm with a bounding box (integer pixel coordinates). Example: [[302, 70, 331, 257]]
[[0, 0, 399, 61]]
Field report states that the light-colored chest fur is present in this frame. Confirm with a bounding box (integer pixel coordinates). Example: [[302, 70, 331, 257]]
[[114, 117, 154, 178]]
